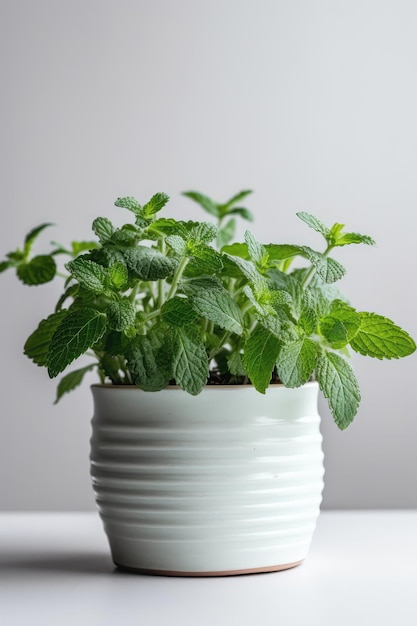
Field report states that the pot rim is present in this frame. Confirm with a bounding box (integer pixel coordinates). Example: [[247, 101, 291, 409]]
[[90, 381, 319, 391]]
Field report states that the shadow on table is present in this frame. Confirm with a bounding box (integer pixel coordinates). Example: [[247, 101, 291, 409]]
[[0, 552, 116, 576]]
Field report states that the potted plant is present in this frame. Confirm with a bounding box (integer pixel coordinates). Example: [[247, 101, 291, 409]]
[[1, 189, 415, 576]]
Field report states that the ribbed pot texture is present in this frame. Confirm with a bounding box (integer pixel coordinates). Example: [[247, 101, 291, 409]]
[[90, 383, 324, 576]]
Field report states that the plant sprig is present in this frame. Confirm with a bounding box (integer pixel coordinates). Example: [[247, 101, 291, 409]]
[[1, 191, 415, 429]]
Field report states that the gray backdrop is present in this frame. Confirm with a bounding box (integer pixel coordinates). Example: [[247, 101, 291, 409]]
[[1, 0, 416, 511]]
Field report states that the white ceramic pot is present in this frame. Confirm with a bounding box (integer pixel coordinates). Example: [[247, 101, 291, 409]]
[[90, 382, 324, 576]]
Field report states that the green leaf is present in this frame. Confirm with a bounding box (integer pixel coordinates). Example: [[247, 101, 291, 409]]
[[183, 278, 244, 334], [227, 349, 246, 376], [0, 260, 11, 273], [23, 223, 54, 256], [66, 257, 108, 294], [217, 218, 236, 248], [228, 207, 254, 221], [298, 301, 318, 336], [92, 217, 114, 243], [333, 232, 376, 247], [109, 262, 128, 289], [24, 311, 69, 366], [221, 242, 249, 258], [349, 313, 416, 359], [245, 230, 264, 265], [54, 364, 96, 404], [17, 255, 56, 285], [316, 351, 361, 429], [188, 222, 218, 245], [302, 247, 346, 283], [319, 302, 361, 348], [226, 254, 268, 292], [182, 191, 220, 217], [243, 325, 281, 394], [186, 246, 224, 274], [110, 224, 139, 245], [264, 244, 306, 261], [71, 241, 98, 256], [297, 212, 330, 238], [126, 327, 171, 391], [147, 218, 190, 239], [166, 235, 187, 255], [277, 337, 317, 388], [107, 298, 136, 331], [170, 325, 209, 395], [220, 189, 253, 209], [161, 297, 198, 327], [142, 192, 169, 218], [124, 246, 177, 280], [47, 308, 107, 378], [114, 196, 142, 213]]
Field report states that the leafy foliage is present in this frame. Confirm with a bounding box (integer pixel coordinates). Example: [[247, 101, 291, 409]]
[[1, 191, 415, 430]]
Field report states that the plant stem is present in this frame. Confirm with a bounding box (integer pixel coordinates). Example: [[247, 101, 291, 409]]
[[129, 281, 140, 303], [167, 256, 189, 300], [300, 244, 334, 290]]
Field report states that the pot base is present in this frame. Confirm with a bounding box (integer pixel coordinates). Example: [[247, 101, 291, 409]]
[[114, 560, 303, 577]]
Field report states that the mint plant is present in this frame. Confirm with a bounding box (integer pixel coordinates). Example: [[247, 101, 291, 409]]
[[1, 190, 415, 429]]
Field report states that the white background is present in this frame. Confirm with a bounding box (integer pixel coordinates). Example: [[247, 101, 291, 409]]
[[1, 0, 416, 510]]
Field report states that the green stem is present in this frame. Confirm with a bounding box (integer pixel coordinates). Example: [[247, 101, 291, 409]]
[[209, 330, 231, 359], [167, 256, 189, 300], [129, 281, 141, 303], [300, 244, 334, 290], [157, 239, 167, 308]]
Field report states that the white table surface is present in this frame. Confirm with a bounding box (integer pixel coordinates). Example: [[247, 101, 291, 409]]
[[0, 511, 416, 626]]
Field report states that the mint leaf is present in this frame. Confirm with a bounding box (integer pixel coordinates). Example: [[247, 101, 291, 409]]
[[333, 232, 375, 247], [319, 302, 361, 349], [297, 212, 330, 239], [298, 297, 317, 335], [277, 337, 317, 388], [124, 246, 177, 280], [227, 254, 268, 292], [110, 224, 140, 245], [245, 230, 264, 265], [161, 297, 198, 327], [302, 247, 346, 283], [228, 207, 254, 221], [0, 260, 11, 273], [171, 325, 209, 395], [350, 313, 416, 359], [142, 192, 169, 218], [107, 298, 136, 331], [220, 189, 253, 210], [217, 218, 236, 249], [127, 327, 171, 391], [66, 257, 108, 293], [54, 364, 96, 404], [227, 349, 245, 376], [108, 262, 128, 289], [24, 223, 54, 256], [183, 278, 243, 334], [17, 255, 56, 285], [264, 244, 306, 261], [186, 246, 224, 274], [92, 217, 114, 243], [188, 222, 218, 246], [316, 351, 361, 429], [47, 308, 107, 377], [243, 325, 280, 393], [24, 311, 69, 366], [114, 196, 142, 213], [166, 235, 187, 255], [182, 191, 219, 218], [148, 218, 190, 238]]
